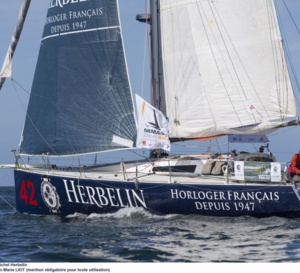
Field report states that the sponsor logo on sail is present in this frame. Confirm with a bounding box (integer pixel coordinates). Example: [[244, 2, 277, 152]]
[[144, 110, 168, 139]]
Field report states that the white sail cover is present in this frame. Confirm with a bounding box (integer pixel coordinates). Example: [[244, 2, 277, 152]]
[[159, 0, 297, 140]]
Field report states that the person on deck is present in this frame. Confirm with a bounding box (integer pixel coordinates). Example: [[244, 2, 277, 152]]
[[288, 152, 300, 181]]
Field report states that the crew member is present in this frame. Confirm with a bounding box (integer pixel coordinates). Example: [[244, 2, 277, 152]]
[[288, 152, 300, 181]]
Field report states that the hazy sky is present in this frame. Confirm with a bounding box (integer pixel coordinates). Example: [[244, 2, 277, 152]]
[[0, 0, 300, 186]]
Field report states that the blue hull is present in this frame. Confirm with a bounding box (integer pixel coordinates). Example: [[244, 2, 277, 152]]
[[14, 169, 300, 217]]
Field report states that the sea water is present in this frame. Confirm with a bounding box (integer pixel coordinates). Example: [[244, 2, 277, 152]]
[[1, 187, 300, 263]]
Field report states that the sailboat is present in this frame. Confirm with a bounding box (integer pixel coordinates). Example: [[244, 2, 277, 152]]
[[1, 0, 300, 217]]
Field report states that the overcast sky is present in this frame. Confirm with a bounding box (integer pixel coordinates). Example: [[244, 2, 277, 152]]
[[0, 0, 300, 186]]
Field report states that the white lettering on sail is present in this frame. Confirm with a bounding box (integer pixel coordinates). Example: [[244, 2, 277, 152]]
[[49, 0, 90, 9], [63, 180, 147, 209], [45, 7, 104, 35], [45, 9, 103, 25], [69, 8, 103, 19]]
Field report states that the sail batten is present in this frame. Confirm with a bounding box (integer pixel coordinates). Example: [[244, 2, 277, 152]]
[[159, 0, 297, 140], [20, 0, 137, 156]]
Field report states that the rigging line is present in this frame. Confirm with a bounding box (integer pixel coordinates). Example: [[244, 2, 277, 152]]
[[275, 1, 300, 108], [11, 79, 59, 156], [265, 0, 284, 120], [129, 149, 150, 161], [280, 40, 296, 118], [161, 2, 216, 126], [285, 49, 300, 107], [119, 22, 138, 137], [99, 28, 136, 139], [75, 28, 135, 139], [148, 0, 157, 106], [0, 194, 16, 212], [181, 182, 283, 193], [91, 2, 135, 140], [206, 6, 243, 105], [97, 3, 136, 135], [209, 1, 268, 127], [191, 1, 222, 127], [269, 0, 287, 124], [283, 34, 300, 96], [140, 0, 150, 98], [11, 78, 30, 95], [172, 140, 229, 149], [272, 1, 297, 121], [10, 78, 30, 108], [173, 33, 179, 127], [129, 149, 170, 171], [197, 0, 247, 124], [214, 138, 222, 155], [206, 1, 246, 124], [282, 0, 300, 36], [273, 0, 296, 120], [0, 171, 17, 212], [211, 1, 287, 133]]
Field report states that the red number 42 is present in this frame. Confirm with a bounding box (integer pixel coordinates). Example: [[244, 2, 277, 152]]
[[20, 180, 38, 206]]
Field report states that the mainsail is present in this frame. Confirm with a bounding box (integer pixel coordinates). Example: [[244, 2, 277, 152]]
[[158, 0, 297, 141], [20, 0, 137, 155], [0, 0, 31, 90]]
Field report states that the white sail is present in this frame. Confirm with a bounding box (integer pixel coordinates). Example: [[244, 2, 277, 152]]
[[159, 0, 297, 140]]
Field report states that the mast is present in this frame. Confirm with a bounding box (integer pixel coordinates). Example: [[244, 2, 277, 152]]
[[137, 0, 166, 113], [150, 0, 160, 108], [0, 0, 31, 90]]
